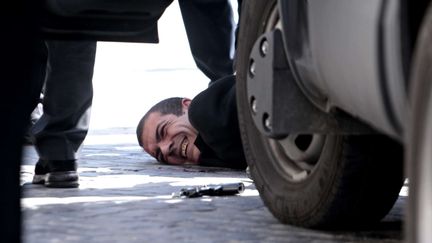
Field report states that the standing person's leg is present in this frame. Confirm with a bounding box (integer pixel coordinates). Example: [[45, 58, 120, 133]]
[[31, 40, 96, 188], [178, 0, 235, 83]]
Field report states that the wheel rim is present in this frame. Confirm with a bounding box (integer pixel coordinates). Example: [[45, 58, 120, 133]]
[[268, 135, 325, 181], [252, 4, 326, 182]]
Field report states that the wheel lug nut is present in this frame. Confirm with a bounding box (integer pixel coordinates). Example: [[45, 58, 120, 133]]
[[261, 39, 269, 56], [264, 115, 272, 130], [251, 97, 257, 114], [249, 59, 256, 77]]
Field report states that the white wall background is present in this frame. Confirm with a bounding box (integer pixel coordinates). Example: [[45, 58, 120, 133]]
[[90, 2, 202, 130], [90, 1, 239, 130]]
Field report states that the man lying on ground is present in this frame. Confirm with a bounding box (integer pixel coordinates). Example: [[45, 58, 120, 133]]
[[136, 75, 247, 170]]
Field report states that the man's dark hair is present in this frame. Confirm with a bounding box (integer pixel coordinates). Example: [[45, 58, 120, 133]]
[[136, 97, 184, 147]]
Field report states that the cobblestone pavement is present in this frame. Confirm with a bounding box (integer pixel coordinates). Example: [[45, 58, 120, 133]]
[[20, 128, 405, 243]]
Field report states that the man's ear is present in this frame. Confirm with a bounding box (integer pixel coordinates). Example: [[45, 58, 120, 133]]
[[181, 98, 192, 110]]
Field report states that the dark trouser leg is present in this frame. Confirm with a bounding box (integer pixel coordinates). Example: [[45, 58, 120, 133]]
[[179, 0, 235, 83], [32, 40, 96, 161]]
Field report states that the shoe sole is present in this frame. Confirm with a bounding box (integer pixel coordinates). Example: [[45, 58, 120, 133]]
[[45, 181, 79, 188], [45, 171, 79, 188], [32, 174, 46, 184]]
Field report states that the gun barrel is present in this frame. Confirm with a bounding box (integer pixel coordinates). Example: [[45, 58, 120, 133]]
[[219, 183, 245, 193]]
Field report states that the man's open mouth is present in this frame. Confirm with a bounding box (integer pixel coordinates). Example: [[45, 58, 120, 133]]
[[181, 137, 189, 159]]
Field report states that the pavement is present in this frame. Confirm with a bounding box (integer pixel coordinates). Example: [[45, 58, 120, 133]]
[[20, 127, 406, 243]]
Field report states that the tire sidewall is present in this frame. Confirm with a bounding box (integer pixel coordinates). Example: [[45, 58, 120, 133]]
[[236, 0, 347, 225]]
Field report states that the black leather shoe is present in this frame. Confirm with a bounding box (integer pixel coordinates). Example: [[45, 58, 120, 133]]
[[32, 159, 79, 188]]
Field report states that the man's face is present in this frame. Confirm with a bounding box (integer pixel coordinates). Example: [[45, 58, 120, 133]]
[[141, 99, 200, 165]]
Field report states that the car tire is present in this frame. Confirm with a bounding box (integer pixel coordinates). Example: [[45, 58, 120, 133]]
[[235, 0, 405, 229], [407, 3, 432, 242]]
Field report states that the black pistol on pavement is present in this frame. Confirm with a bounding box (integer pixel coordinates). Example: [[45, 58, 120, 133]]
[[172, 182, 245, 198]]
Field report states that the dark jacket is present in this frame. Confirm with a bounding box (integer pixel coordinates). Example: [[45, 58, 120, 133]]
[[188, 75, 247, 169]]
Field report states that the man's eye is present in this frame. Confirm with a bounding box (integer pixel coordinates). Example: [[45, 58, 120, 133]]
[[161, 123, 168, 139]]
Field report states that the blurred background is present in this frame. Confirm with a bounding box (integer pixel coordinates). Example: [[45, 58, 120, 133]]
[[89, 1, 238, 131]]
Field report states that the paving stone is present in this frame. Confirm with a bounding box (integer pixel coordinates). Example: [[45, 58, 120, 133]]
[[21, 128, 404, 243]]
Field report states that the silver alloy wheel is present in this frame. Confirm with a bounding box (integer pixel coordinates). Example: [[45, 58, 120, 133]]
[[268, 135, 325, 181]]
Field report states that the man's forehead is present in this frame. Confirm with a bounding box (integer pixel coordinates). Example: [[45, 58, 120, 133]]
[[146, 111, 163, 126]]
